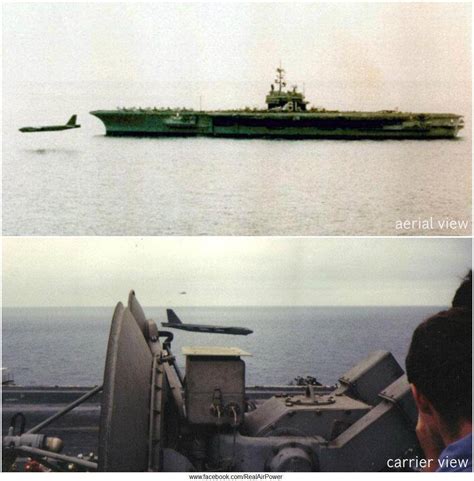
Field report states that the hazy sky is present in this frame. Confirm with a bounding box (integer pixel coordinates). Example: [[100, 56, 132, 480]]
[[2, 237, 470, 307], [3, 2, 471, 85]]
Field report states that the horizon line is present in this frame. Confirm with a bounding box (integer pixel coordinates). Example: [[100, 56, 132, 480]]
[[2, 304, 448, 309]]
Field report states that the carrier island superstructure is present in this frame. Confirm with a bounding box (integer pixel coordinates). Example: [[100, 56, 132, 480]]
[[90, 67, 463, 140]]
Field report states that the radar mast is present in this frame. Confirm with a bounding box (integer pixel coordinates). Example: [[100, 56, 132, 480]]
[[275, 66, 287, 93]]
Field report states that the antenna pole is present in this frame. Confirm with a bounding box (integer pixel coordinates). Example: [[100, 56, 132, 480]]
[[275, 64, 286, 93]]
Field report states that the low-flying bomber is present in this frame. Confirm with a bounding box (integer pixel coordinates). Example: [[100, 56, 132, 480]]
[[19, 115, 80, 133], [162, 309, 253, 335]]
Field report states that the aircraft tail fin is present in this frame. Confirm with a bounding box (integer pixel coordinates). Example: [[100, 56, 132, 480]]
[[166, 309, 182, 325], [67, 115, 77, 126]]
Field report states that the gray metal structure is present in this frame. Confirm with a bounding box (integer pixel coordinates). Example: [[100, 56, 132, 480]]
[[2, 291, 422, 472]]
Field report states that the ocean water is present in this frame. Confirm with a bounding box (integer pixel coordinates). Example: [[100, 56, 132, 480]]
[[2, 305, 443, 386], [2, 80, 471, 236]]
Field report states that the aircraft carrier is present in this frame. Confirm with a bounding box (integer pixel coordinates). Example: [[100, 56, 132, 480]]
[[90, 67, 463, 140]]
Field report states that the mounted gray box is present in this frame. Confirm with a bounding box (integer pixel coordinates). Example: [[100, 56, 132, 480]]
[[183, 347, 250, 426], [336, 350, 404, 406]]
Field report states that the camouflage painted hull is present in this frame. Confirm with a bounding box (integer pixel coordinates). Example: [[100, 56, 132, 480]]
[[90, 110, 464, 139]]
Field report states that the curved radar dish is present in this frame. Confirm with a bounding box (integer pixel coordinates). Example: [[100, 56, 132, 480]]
[[128, 289, 148, 337], [98, 301, 153, 471]]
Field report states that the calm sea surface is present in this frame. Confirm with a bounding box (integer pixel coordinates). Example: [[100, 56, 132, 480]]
[[2, 305, 443, 386], [2, 81, 471, 235]]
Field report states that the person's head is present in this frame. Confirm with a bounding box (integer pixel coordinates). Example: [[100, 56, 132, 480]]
[[452, 270, 472, 309], [405, 271, 472, 439]]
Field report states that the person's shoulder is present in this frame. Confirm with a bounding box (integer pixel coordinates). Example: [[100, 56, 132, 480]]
[[437, 433, 472, 472]]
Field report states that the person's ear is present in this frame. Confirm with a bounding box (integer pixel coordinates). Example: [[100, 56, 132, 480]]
[[411, 384, 436, 416]]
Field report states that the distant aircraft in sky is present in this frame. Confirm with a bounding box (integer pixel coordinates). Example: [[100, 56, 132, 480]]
[[19, 115, 81, 133], [162, 309, 253, 336]]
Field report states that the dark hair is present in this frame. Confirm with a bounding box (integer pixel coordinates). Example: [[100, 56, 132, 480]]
[[406, 272, 472, 430], [452, 270, 472, 309]]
